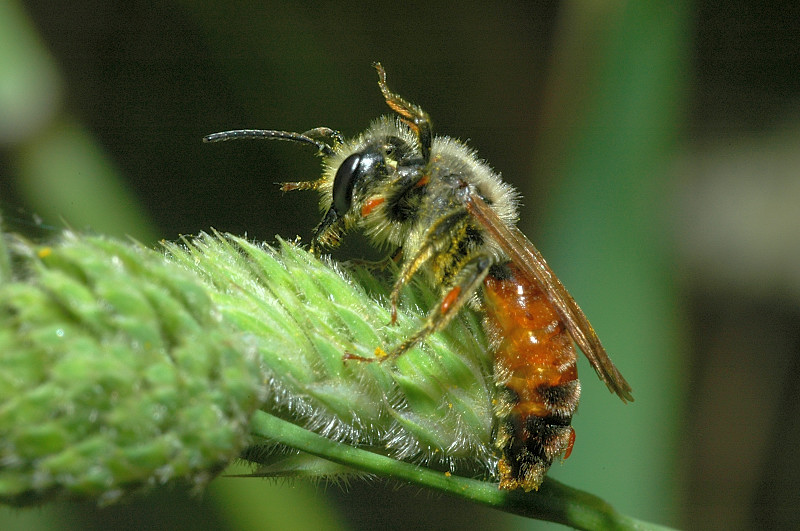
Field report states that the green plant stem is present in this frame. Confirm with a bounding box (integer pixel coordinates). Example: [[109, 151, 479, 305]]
[[249, 410, 675, 531]]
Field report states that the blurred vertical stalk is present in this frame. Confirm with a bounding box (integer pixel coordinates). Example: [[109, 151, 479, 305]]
[[529, 1, 689, 526], [0, 213, 9, 283], [14, 116, 159, 241], [0, 0, 156, 242]]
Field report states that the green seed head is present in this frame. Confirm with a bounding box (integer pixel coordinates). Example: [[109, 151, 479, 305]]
[[0, 232, 265, 505]]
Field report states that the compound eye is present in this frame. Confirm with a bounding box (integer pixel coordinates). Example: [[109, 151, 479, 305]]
[[332, 153, 361, 215]]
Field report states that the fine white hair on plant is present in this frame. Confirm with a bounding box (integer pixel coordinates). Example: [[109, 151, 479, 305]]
[[164, 233, 498, 479]]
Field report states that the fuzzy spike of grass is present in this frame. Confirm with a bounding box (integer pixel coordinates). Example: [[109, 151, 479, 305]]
[[0, 231, 265, 505], [163, 232, 497, 470]]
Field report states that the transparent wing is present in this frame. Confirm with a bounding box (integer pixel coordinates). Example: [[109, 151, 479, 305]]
[[463, 190, 633, 402]]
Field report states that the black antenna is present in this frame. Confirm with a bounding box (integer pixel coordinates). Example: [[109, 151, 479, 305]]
[[203, 129, 334, 157]]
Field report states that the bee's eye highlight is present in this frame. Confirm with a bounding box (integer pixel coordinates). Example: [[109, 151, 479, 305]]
[[332, 153, 361, 215]]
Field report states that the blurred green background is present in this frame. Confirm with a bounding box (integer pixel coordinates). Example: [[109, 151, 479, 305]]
[[2, 1, 799, 529]]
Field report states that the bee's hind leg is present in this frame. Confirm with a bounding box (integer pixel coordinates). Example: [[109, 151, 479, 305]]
[[379, 254, 492, 362]]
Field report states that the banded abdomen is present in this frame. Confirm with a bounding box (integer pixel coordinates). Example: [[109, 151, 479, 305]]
[[482, 262, 581, 491]]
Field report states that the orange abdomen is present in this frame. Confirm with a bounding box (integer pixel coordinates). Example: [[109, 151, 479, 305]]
[[483, 262, 580, 491]]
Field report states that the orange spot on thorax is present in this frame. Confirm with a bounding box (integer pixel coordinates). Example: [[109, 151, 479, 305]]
[[361, 197, 385, 217]]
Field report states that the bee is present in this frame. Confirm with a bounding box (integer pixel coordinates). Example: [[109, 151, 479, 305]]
[[204, 63, 633, 491]]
